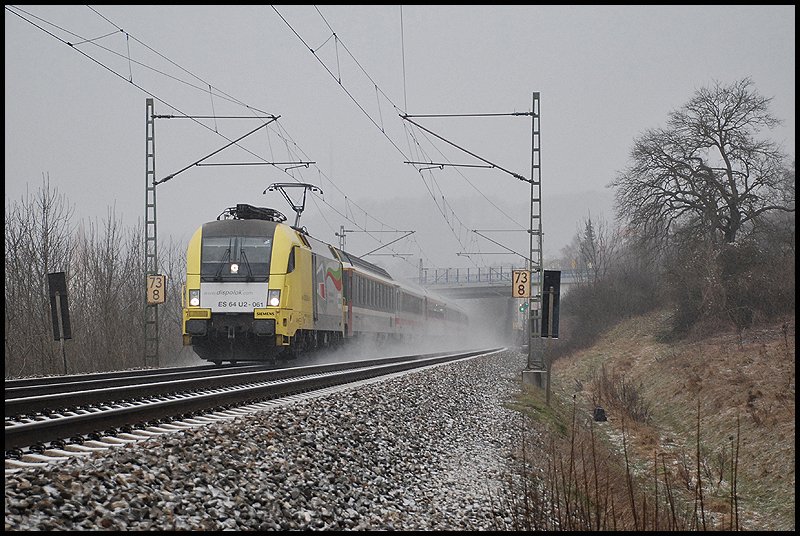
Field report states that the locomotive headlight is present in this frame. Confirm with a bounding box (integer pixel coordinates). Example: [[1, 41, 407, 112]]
[[230, 263, 239, 274], [267, 289, 281, 307], [189, 289, 200, 307]]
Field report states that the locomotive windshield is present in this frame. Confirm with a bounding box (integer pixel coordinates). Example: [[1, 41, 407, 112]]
[[201, 236, 272, 282]]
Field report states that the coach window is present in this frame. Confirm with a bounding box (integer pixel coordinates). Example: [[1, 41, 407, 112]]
[[362, 279, 369, 307], [361, 278, 367, 307]]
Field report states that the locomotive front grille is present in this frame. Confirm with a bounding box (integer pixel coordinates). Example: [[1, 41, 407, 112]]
[[185, 319, 207, 336], [206, 314, 275, 339], [252, 319, 276, 336]]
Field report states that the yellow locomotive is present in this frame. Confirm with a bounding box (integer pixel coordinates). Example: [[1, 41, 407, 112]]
[[182, 204, 469, 364]]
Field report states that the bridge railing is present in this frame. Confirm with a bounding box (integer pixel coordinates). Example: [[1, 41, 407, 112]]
[[420, 266, 526, 286], [419, 266, 582, 286]]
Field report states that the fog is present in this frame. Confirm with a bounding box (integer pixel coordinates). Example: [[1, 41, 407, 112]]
[[160, 298, 513, 370]]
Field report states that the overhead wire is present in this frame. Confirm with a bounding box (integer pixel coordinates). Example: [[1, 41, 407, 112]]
[[8, 4, 432, 271], [281, 5, 529, 266], [276, 5, 487, 268], [5, 4, 276, 169], [95, 5, 427, 266]]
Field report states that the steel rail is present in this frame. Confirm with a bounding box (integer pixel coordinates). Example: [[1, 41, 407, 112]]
[[5, 363, 276, 398], [5, 349, 500, 451], [3, 362, 263, 389], [5, 351, 461, 416]]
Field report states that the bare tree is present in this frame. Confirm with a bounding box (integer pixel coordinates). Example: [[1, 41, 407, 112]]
[[5, 178, 195, 378], [560, 212, 620, 284], [4, 175, 75, 377], [69, 208, 147, 373], [559, 233, 589, 285], [754, 159, 796, 254], [579, 213, 620, 283], [580, 217, 599, 280], [611, 78, 794, 245], [157, 235, 192, 366]]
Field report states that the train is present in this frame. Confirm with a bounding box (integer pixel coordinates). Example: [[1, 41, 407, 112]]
[[182, 203, 470, 364]]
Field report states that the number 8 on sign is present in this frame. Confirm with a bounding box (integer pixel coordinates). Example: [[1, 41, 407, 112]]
[[512, 270, 530, 298], [147, 274, 166, 304]]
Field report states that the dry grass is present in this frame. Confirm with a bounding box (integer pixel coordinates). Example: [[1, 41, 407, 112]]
[[541, 309, 796, 531]]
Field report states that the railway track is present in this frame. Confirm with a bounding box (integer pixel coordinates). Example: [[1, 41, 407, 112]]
[[5, 348, 500, 466]]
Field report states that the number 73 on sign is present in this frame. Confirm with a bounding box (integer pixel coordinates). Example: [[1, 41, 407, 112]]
[[147, 274, 166, 304], [512, 270, 530, 298]]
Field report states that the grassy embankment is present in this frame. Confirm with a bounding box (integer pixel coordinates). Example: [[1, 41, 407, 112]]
[[502, 309, 795, 531]]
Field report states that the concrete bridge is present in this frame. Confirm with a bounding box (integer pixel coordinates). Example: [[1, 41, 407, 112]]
[[412, 266, 582, 345], [417, 266, 581, 300]]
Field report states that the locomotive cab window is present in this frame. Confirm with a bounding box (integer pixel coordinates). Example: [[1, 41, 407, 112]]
[[201, 236, 272, 282]]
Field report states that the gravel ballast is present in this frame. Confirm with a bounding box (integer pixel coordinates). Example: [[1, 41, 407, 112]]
[[5, 349, 527, 531]]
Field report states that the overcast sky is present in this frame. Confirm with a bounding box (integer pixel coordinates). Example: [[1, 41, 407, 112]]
[[5, 5, 795, 279]]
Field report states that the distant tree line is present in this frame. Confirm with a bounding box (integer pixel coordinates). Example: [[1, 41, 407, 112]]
[[4, 176, 189, 379], [553, 78, 795, 357]]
